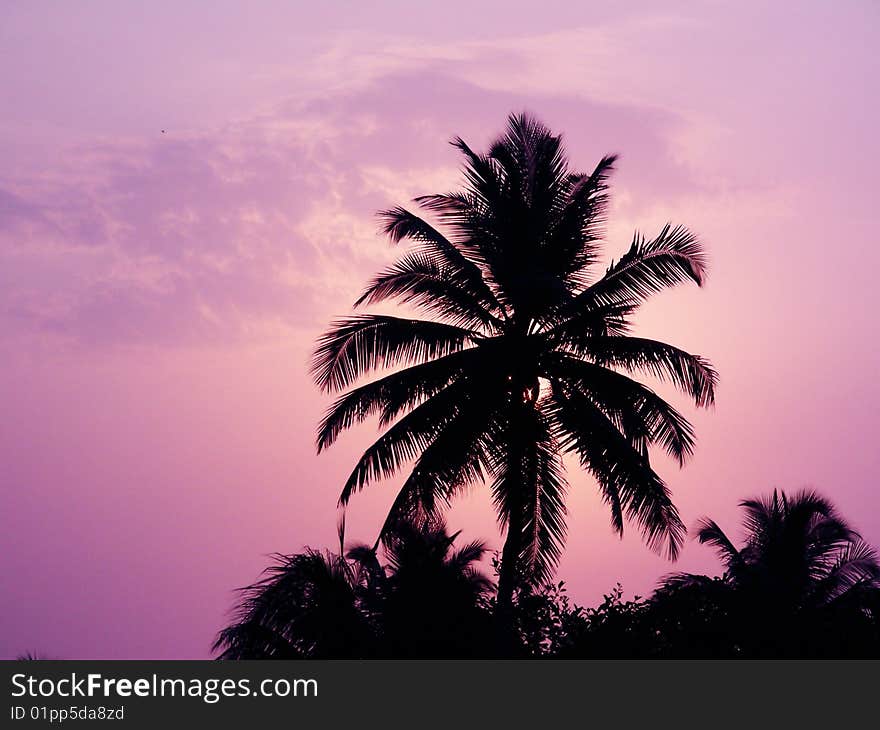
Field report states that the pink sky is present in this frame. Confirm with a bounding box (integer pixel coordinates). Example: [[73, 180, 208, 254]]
[[1, 1, 878, 658]]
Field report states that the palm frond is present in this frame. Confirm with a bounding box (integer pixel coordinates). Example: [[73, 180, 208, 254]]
[[374, 382, 507, 541], [213, 550, 367, 659], [447, 539, 490, 573], [449, 135, 505, 211], [489, 113, 568, 210], [376, 206, 503, 315], [587, 335, 718, 408], [214, 621, 301, 660], [519, 413, 569, 584], [354, 249, 502, 330], [311, 315, 476, 393], [548, 382, 685, 559], [654, 571, 725, 595], [488, 404, 569, 587], [316, 348, 478, 452], [737, 492, 780, 544], [574, 223, 707, 310], [337, 378, 470, 505], [542, 154, 617, 281], [694, 517, 744, 572], [542, 351, 696, 465], [812, 540, 880, 603]]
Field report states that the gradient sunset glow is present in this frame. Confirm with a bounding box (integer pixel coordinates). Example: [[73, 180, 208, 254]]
[[1, 1, 878, 658]]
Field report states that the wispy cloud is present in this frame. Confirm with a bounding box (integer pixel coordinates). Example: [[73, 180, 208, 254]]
[[0, 56, 708, 349]]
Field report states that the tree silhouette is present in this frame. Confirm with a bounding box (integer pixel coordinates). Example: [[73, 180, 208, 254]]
[[311, 113, 717, 622], [370, 519, 494, 656], [213, 548, 373, 659], [658, 489, 880, 655], [214, 519, 493, 659]]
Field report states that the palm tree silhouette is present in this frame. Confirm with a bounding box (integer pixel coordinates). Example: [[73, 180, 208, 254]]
[[659, 489, 880, 655], [214, 519, 493, 658], [369, 519, 494, 656], [213, 548, 373, 658], [694, 489, 879, 607], [312, 113, 717, 617]]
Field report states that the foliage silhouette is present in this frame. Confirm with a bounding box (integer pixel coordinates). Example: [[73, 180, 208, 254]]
[[311, 113, 717, 617], [542, 490, 880, 657], [15, 651, 50, 660], [216, 492, 879, 658], [214, 518, 494, 659], [654, 489, 880, 656], [214, 548, 373, 659]]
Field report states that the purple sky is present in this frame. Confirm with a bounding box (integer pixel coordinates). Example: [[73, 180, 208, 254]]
[[1, 1, 878, 658]]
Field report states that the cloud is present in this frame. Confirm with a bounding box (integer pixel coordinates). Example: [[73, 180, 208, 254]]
[[0, 39, 731, 350], [0, 110, 381, 346]]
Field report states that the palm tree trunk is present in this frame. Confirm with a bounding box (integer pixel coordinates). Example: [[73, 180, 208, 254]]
[[494, 490, 524, 656], [497, 496, 524, 611], [494, 397, 530, 653]]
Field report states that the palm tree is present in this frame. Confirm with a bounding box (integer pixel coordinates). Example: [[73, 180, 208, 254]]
[[371, 519, 494, 656], [693, 489, 879, 608], [213, 548, 374, 659], [658, 489, 880, 655], [214, 519, 493, 658], [311, 113, 717, 615]]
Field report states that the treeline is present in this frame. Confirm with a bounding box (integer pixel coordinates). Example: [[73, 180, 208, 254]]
[[215, 490, 880, 659]]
